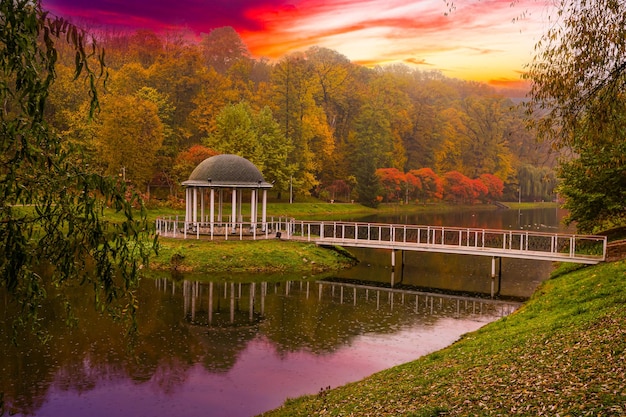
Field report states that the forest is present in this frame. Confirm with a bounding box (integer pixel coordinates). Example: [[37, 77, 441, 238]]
[[47, 26, 557, 206]]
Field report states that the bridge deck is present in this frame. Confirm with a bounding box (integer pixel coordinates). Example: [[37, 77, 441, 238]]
[[155, 217, 607, 264], [286, 220, 607, 264]]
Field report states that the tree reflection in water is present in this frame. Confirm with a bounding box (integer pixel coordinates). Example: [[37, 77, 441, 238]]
[[1, 275, 519, 417]]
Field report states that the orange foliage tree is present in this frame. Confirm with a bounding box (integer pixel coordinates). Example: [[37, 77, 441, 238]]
[[172, 145, 219, 184], [410, 168, 443, 202], [375, 168, 406, 202], [478, 173, 504, 201], [442, 171, 475, 204], [471, 178, 489, 203]]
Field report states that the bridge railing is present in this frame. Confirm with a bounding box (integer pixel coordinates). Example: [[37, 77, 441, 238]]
[[286, 220, 607, 262], [155, 216, 292, 240]]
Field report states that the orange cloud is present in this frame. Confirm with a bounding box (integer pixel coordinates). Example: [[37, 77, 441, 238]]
[[44, 0, 547, 83]]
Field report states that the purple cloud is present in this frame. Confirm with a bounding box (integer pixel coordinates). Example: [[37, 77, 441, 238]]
[[42, 0, 297, 33]]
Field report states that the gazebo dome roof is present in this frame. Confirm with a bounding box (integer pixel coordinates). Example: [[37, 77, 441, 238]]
[[182, 154, 272, 188]]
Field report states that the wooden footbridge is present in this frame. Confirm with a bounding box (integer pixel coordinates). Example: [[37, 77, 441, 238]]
[[286, 220, 607, 265], [156, 217, 607, 265]]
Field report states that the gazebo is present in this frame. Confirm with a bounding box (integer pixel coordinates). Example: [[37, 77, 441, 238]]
[[182, 154, 273, 234]]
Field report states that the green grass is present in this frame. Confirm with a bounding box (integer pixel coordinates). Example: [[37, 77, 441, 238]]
[[149, 237, 357, 274], [102, 200, 556, 224], [259, 259, 626, 416]]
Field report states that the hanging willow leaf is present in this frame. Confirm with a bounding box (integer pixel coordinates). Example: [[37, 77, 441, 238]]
[[0, 0, 156, 337]]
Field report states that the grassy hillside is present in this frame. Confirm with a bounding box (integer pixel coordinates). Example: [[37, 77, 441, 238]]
[[260, 260, 626, 416]]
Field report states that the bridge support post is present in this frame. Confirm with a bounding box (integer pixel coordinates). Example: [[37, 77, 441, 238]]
[[491, 257, 496, 298], [391, 249, 403, 271], [490, 256, 502, 298]]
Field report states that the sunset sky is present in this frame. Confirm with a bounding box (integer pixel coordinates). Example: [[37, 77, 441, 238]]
[[42, 0, 549, 90]]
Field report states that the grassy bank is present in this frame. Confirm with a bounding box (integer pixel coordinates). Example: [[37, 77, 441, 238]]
[[149, 237, 357, 274], [143, 201, 556, 274], [140, 200, 555, 222], [260, 259, 626, 416]]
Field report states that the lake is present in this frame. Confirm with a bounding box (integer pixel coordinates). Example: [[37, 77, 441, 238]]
[[0, 207, 564, 417]]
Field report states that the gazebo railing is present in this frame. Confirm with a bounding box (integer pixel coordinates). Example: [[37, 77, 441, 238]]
[[155, 216, 294, 240]]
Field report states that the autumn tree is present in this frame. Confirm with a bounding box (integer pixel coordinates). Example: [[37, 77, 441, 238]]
[[0, 0, 153, 331], [188, 67, 238, 140], [410, 168, 443, 202], [96, 94, 165, 187], [442, 171, 474, 204], [471, 178, 489, 203], [305, 47, 359, 180], [271, 53, 320, 195], [200, 26, 251, 74], [206, 102, 293, 193], [254, 106, 294, 193], [376, 168, 406, 202], [478, 173, 504, 201], [457, 94, 513, 180], [146, 47, 205, 145], [525, 0, 626, 232], [368, 69, 413, 170], [172, 145, 219, 187], [404, 73, 459, 170]]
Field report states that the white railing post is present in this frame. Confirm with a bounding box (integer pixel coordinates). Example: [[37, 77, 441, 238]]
[[525, 232, 529, 250]]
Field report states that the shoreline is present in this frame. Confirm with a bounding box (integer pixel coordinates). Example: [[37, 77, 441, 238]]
[[258, 259, 626, 416], [145, 201, 556, 274]]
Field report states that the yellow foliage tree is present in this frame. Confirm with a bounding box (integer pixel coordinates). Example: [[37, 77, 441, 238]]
[[96, 95, 164, 187]]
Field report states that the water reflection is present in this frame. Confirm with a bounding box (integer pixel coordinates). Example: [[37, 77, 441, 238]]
[[1, 275, 519, 417], [326, 207, 570, 299], [2, 208, 562, 416], [174, 278, 519, 332]]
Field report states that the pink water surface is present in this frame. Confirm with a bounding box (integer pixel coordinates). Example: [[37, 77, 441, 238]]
[[32, 317, 487, 417]]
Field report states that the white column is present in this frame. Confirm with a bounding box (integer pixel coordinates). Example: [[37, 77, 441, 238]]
[[210, 188, 215, 233], [251, 189, 257, 230], [200, 188, 205, 226], [192, 187, 198, 225], [185, 188, 191, 223], [238, 189, 243, 222], [218, 189, 223, 224], [231, 188, 237, 233], [262, 189, 267, 231]]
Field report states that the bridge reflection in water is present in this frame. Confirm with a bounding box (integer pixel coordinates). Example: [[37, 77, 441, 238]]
[[156, 278, 521, 329]]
